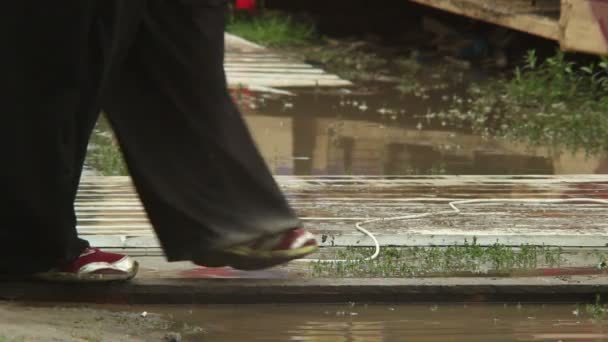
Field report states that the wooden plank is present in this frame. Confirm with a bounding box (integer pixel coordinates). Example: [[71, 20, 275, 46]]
[[408, 0, 608, 55], [81, 233, 608, 249], [408, 0, 560, 40], [227, 78, 352, 87], [225, 53, 284, 58], [225, 63, 316, 68], [225, 58, 286, 63], [78, 174, 608, 183], [224, 67, 325, 74], [76, 175, 608, 248], [560, 0, 608, 55], [5, 275, 608, 304], [227, 73, 342, 80], [223, 34, 352, 87]]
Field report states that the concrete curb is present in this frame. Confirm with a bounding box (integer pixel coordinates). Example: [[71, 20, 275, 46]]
[[2, 277, 608, 304]]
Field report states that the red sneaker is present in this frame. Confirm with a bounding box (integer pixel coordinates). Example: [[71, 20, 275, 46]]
[[197, 228, 319, 270], [34, 247, 138, 282]]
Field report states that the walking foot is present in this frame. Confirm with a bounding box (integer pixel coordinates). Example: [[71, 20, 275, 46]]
[[196, 228, 318, 270], [34, 247, 138, 282]]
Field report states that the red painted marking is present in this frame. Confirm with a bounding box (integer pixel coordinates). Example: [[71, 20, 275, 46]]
[[562, 183, 608, 200], [179, 267, 242, 278], [537, 267, 605, 277], [178, 266, 288, 279]]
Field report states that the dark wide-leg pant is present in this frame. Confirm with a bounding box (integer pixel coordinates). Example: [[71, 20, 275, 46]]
[[0, 0, 300, 274]]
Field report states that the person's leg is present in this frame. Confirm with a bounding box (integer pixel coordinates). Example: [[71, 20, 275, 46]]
[[0, 2, 95, 274], [31, 1, 145, 282], [102, 0, 316, 268], [0, 1, 139, 281]]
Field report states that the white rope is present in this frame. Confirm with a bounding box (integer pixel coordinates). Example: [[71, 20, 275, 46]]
[[315, 198, 608, 263]]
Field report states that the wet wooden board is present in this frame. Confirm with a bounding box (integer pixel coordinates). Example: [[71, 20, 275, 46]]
[[5, 274, 608, 304], [224, 33, 352, 88], [224, 52, 352, 88], [408, 0, 561, 40], [560, 0, 608, 56], [408, 0, 608, 56], [77, 175, 608, 249]]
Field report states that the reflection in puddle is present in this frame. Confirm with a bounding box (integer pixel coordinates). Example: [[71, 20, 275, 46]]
[[87, 82, 608, 177], [108, 303, 608, 341], [241, 90, 608, 176]]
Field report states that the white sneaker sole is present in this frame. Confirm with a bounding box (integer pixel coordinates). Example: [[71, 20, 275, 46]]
[[34, 260, 139, 283]]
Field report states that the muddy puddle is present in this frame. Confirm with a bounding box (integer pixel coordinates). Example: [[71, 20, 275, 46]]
[[232, 88, 607, 176], [16, 302, 608, 341], [174, 303, 608, 341]]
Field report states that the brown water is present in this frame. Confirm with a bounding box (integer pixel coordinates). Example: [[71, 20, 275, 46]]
[[236, 87, 608, 176], [114, 303, 608, 341], [88, 70, 608, 177]]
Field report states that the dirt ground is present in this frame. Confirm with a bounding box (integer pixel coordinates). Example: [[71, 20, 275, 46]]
[[0, 302, 193, 342]]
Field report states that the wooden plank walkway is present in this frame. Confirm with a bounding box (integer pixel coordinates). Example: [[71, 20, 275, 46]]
[[224, 33, 351, 88], [77, 175, 608, 250]]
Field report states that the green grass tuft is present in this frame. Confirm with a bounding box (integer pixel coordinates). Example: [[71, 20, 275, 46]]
[[441, 50, 608, 154], [586, 294, 607, 321], [227, 12, 315, 47], [84, 116, 129, 176], [311, 240, 565, 278]]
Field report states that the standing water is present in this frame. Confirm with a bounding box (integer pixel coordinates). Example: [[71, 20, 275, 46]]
[[237, 87, 608, 176], [87, 303, 608, 341], [87, 83, 608, 177]]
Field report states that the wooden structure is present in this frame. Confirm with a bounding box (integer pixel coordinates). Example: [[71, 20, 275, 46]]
[[224, 33, 351, 88], [408, 0, 608, 56], [77, 175, 608, 252], [225, 52, 352, 87]]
